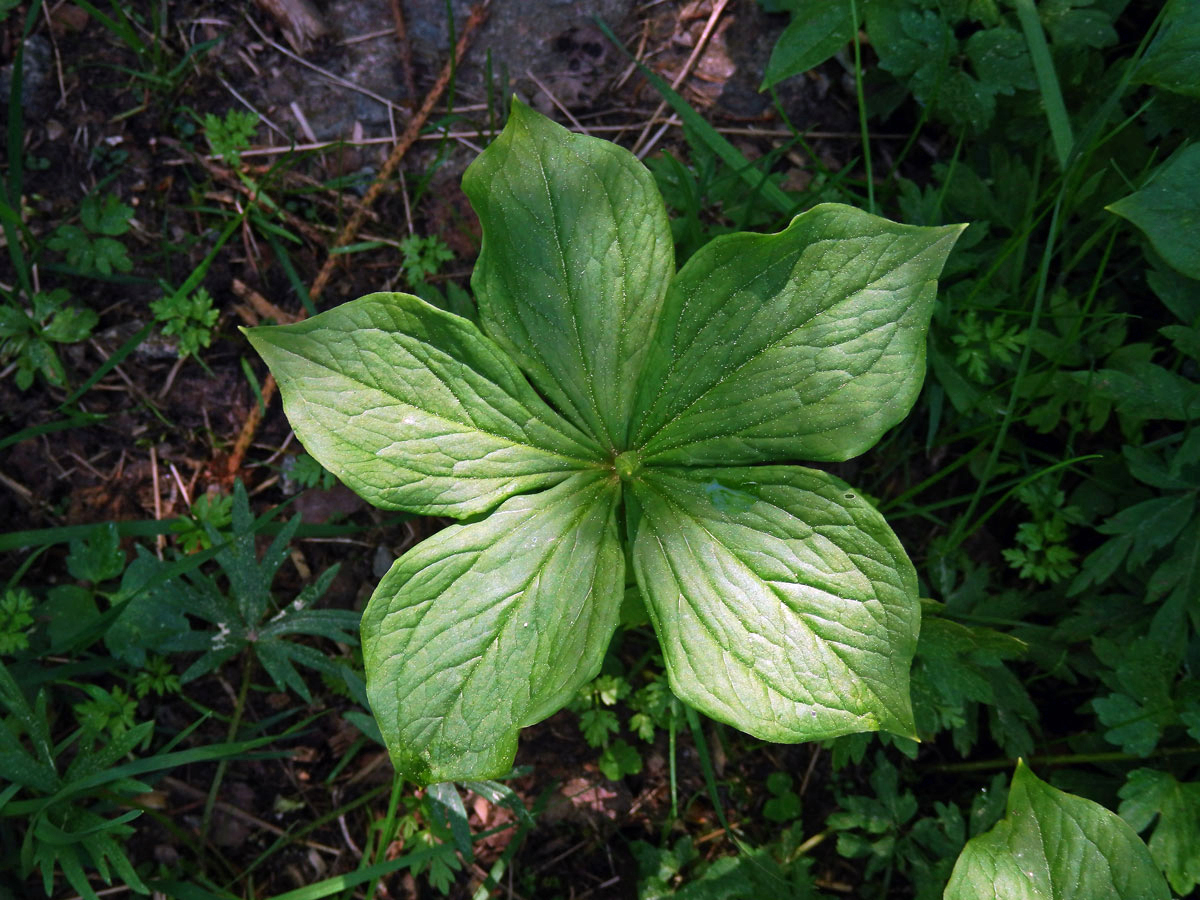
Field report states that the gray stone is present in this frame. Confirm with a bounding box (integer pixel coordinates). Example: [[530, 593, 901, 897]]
[[0, 35, 53, 124]]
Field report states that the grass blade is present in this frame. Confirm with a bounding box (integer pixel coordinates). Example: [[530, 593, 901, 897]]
[[594, 18, 796, 219], [1014, 0, 1073, 168]]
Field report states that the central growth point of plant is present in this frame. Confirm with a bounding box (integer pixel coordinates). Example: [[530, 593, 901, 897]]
[[613, 450, 642, 480], [245, 99, 963, 785]]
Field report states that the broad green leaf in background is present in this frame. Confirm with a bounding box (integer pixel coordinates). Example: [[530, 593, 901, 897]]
[[1068, 361, 1200, 422], [1136, 0, 1200, 97], [632, 206, 962, 464], [463, 100, 675, 451], [1108, 145, 1200, 280], [631, 466, 920, 742], [361, 473, 623, 783], [760, 0, 860, 90], [1119, 768, 1200, 896], [944, 761, 1170, 900], [244, 292, 601, 518]]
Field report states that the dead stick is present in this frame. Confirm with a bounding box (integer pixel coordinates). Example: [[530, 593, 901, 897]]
[[389, 0, 418, 107], [224, 0, 491, 482], [309, 0, 491, 300]]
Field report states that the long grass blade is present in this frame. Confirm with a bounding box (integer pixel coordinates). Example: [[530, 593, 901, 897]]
[[1014, 0, 1073, 168]]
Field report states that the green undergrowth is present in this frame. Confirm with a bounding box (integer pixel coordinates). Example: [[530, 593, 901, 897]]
[[2, 0, 1200, 897]]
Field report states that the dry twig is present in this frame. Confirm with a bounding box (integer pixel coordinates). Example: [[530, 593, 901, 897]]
[[223, 0, 492, 482]]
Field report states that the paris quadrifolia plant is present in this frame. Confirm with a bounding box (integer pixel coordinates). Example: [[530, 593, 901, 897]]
[[244, 100, 964, 785]]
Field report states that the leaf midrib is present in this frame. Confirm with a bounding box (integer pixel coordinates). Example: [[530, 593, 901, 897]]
[[270, 334, 599, 472]]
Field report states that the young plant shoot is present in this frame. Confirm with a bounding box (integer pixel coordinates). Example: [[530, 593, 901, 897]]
[[245, 100, 963, 784]]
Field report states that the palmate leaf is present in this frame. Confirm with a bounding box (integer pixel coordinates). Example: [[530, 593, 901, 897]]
[[248, 99, 961, 785], [945, 761, 1170, 900], [463, 100, 675, 451], [631, 206, 963, 465], [631, 466, 919, 741], [245, 292, 601, 517], [1119, 768, 1200, 896], [361, 473, 623, 783]]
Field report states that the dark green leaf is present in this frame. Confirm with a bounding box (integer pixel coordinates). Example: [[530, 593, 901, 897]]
[[1108, 146, 1200, 280], [761, 0, 858, 90], [1118, 768, 1200, 895], [66, 523, 125, 583], [1136, 0, 1200, 97]]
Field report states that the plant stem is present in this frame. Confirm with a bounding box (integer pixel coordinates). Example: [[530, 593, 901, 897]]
[[926, 745, 1200, 774], [202, 654, 255, 847], [849, 0, 874, 214]]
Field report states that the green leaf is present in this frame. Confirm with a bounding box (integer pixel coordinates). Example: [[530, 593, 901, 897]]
[[462, 98, 675, 451], [361, 473, 623, 783], [761, 0, 859, 90], [578, 707, 620, 747], [1069, 362, 1200, 422], [630, 466, 919, 742], [66, 522, 125, 583], [1108, 145, 1200, 280], [1136, 0, 1200, 97], [945, 761, 1171, 900], [964, 26, 1036, 94], [632, 205, 962, 464], [44, 585, 99, 648], [1118, 768, 1200, 895], [80, 192, 133, 236], [1095, 493, 1196, 570], [244, 292, 601, 518], [598, 739, 643, 780], [43, 306, 97, 344]]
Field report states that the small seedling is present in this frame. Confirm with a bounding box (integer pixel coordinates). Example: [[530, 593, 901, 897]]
[[287, 452, 337, 490], [46, 192, 134, 276], [150, 285, 219, 360], [170, 490, 234, 552], [763, 772, 802, 822], [0, 288, 98, 389], [204, 109, 259, 165], [0, 588, 35, 653], [399, 233, 455, 284]]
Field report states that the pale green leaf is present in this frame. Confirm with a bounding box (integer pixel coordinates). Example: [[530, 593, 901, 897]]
[[630, 466, 919, 742], [244, 292, 600, 519], [632, 205, 962, 465], [944, 761, 1171, 900], [1108, 145, 1200, 280], [462, 98, 675, 451], [361, 473, 623, 783]]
